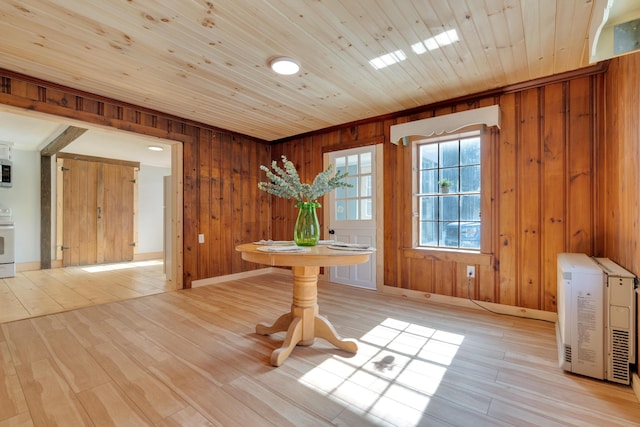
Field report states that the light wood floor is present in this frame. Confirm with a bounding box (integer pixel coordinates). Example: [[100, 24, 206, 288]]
[[1, 269, 640, 426], [0, 260, 175, 323]]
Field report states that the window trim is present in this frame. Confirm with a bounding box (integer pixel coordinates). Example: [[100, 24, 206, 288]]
[[390, 104, 500, 144], [412, 126, 489, 254]]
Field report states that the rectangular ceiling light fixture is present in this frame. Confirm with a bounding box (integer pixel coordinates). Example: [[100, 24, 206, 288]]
[[369, 49, 407, 69], [412, 29, 459, 54]]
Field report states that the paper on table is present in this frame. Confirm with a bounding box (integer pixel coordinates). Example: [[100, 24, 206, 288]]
[[254, 239, 334, 246], [328, 242, 374, 251], [256, 245, 310, 253], [317, 240, 335, 245], [253, 239, 295, 245]]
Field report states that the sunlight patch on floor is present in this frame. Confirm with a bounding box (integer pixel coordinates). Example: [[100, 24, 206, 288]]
[[299, 317, 464, 426], [81, 260, 163, 273]]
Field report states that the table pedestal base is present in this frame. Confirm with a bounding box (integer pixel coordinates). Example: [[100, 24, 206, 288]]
[[255, 265, 358, 367]]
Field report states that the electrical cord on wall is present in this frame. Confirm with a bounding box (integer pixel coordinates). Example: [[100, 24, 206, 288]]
[[466, 275, 554, 323]]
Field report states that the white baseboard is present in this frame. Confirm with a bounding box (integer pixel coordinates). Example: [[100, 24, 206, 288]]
[[191, 267, 290, 287], [133, 252, 163, 261], [16, 260, 62, 272], [16, 261, 40, 272], [382, 285, 557, 323]]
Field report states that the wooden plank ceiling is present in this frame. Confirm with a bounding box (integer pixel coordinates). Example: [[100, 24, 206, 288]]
[[0, 0, 595, 141]]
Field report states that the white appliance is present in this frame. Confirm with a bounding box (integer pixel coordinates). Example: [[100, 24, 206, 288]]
[[594, 257, 636, 384], [0, 207, 15, 278], [0, 142, 12, 188], [557, 253, 605, 379], [0, 159, 11, 188], [556, 253, 637, 384], [0, 142, 12, 161]]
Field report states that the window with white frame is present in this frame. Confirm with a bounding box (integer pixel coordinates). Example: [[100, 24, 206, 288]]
[[414, 130, 481, 250]]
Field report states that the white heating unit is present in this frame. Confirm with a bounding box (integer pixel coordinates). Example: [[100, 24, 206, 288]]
[[556, 253, 636, 384]]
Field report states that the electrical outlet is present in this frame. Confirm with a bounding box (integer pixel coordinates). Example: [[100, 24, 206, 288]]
[[467, 265, 475, 278], [198, 234, 205, 244]]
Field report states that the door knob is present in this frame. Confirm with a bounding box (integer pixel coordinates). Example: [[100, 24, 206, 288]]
[[328, 228, 335, 235]]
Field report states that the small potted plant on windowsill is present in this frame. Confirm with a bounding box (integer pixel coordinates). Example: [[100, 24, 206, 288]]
[[438, 178, 453, 193]]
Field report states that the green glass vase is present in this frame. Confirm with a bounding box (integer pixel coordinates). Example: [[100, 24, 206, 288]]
[[294, 202, 320, 246]]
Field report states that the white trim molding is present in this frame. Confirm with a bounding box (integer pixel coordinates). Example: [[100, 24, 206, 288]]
[[382, 284, 557, 323], [390, 104, 501, 145]]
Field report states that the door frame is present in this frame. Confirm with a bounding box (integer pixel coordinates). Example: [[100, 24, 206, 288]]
[[54, 143, 183, 288], [51, 129, 183, 289], [322, 144, 384, 290], [1, 104, 183, 289]]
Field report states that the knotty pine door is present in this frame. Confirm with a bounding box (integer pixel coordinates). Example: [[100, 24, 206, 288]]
[[61, 158, 136, 266]]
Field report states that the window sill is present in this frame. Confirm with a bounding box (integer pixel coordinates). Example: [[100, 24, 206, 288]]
[[403, 247, 493, 266]]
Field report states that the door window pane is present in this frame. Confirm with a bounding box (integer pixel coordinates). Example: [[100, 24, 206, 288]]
[[360, 198, 372, 220], [361, 175, 372, 197], [333, 151, 375, 223], [347, 155, 358, 175], [360, 152, 372, 174], [346, 176, 358, 198], [347, 199, 358, 220], [336, 200, 346, 220]]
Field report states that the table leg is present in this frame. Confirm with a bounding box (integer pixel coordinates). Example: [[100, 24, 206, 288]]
[[256, 312, 292, 335], [259, 265, 358, 366], [314, 314, 358, 353], [270, 317, 302, 367]]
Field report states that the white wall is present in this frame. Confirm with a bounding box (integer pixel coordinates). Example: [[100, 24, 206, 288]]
[[0, 150, 170, 265], [0, 149, 40, 263], [137, 165, 170, 253]]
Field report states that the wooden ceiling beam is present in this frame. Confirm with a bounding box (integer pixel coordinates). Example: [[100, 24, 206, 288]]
[[40, 126, 87, 157]]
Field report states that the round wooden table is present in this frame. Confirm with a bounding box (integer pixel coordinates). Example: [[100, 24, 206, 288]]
[[236, 243, 373, 366]]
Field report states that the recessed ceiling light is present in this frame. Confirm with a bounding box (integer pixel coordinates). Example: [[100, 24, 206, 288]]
[[270, 56, 300, 75], [148, 145, 163, 151]]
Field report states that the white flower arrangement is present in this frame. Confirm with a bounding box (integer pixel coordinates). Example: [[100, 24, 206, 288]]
[[258, 155, 351, 204]]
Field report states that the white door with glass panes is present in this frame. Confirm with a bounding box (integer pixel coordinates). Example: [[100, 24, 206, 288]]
[[328, 147, 376, 289]]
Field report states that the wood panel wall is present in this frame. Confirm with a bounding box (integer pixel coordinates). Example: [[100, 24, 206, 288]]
[[4, 53, 635, 312], [0, 69, 272, 287], [600, 52, 640, 276], [272, 71, 606, 312]]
